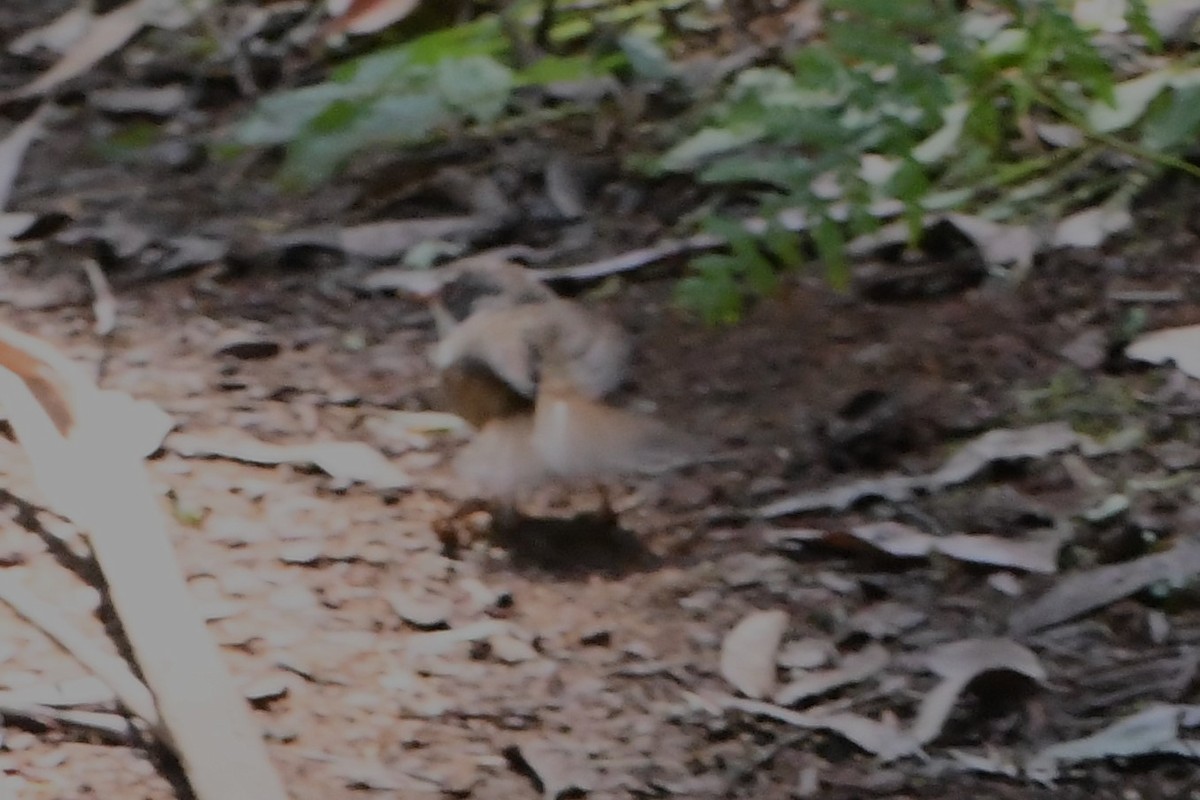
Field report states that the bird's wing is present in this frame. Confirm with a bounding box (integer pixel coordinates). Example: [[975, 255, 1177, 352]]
[[430, 307, 541, 397], [540, 300, 631, 399], [452, 416, 549, 500], [531, 382, 704, 479]]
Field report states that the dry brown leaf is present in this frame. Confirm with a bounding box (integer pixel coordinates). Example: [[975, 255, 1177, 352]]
[[3, 0, 152, 101], [757, 475, 918, 517], [0, 571, 158, 726], [356, 247, 541, 295], [846, 521, 934, 558], [404, 620, 510, 657], [927, 422, 1079, 487], [774, 644, 889, 706], [846, 602, 927, 639], [1026, 704, 1200, 782], [89, 84, 187, 116], [0, 107, 48, 211], [1009, 538, 1200, 634], [934, 529, 1066, 574], [720, 609, 789, 699], [1126, 324, 1200, 380], [910, 638, 1045, 746], [168, 432, 412, 489], [716, 694, 922, 761], [274, 216, 493, 261], [1052, 204, 1132, 249], [8, 3, 92, 56], [385, 590, 452, 630], [759, 423, 1079, 517], [772, 522, 1066, 574]]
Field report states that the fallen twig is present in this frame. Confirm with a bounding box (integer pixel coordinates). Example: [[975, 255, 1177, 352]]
[[0, 572, 157, 727], [80, 259, 117, 336], [540, 200, 907, 283], [0, 699, 137, 742], [538, 234, 722, 282]]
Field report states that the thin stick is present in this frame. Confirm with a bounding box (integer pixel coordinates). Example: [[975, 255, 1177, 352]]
[[0, 572, 158, 727], [0, 699, 138, 741], [80, 259, 117, 336]]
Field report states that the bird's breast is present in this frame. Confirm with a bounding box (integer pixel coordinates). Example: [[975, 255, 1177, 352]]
[[439, 358, 533, 429]]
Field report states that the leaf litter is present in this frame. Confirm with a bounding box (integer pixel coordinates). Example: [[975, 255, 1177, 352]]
[[5, 1, 1200, 797], [769, 521, 1069, 574], [757, 422, 1080, 516]]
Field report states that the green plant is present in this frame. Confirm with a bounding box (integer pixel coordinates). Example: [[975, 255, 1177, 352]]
[[230, 1, 687, 188], [656, 0, 1200, 321]]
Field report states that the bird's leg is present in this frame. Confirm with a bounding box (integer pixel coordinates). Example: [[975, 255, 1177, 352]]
[[490, 501, 522, 534], [435, 497, 522, 556], [593, 483, 619, 529]]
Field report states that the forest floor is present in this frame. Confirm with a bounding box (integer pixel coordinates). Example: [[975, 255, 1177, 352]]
[[5, 2, 1200, 799]]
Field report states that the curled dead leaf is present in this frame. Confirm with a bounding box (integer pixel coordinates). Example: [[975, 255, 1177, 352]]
[[910, 638, 1045, 746]]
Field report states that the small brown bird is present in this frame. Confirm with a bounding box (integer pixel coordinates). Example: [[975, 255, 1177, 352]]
[[421, 263, 701, 502]]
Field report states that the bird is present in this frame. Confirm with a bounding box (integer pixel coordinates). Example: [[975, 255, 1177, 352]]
[[416, 262, 703, 505]]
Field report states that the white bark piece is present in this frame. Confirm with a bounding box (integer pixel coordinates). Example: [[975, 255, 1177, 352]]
[[719, 609, 788, 699], [0, 322, 288, 800]]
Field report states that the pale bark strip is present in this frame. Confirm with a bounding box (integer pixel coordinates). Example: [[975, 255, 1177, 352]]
[[0, 322, 289, 800]]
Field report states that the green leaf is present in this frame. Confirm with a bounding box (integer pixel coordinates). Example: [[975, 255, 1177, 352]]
[[335, 46, 418, 89], [618, 32, 673, 81], [401, 16, 506, 65], [435, 56, 514, 123], [790, 46, 847, 90], [1125, 0, 1163, 52], [726, 228, 777, 296], [730, 66, 845, 111], [980, 27, 1029, 60], [699, 155, 809, 191], [678, 256, 745, 324], [307, 98, 369, 135], [515, 55, 600, 86], [911, 100, 968, 164], [764, 223, 803, 268], [812, 215, 849, 291], [1142, 84, 1200, 151], [656, 125, 765, 172], [280, 93, 450, 188], [232, 83, 359, 146]]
